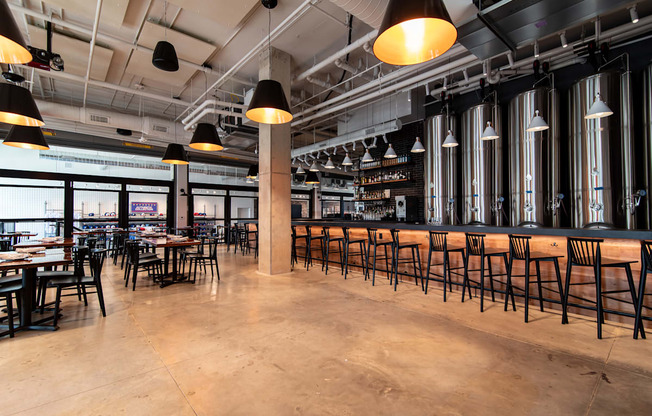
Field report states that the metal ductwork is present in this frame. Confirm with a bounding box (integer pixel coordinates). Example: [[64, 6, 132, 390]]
[[425, 114, 457, 225], [328, 0, 389, 29], [569, 71, 635, 229], [462, 103, 503, 225], [508, 87, 560, 227], [457, 0, 633, 60]]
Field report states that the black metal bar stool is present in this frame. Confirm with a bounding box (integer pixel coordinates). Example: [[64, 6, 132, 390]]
[[322, 226, 344, 275], [305, 225, 325, 271], [504, 235, 565, 322], [562, 237, 644, 339], [364, 228, 394, 286], [291, 225, 308, 267], [342, 227, 367, 280], [424, 231, 466, 301], [462, 233, 509, 312], [635, 240, 652, 339], [389, 229, 423, 292]]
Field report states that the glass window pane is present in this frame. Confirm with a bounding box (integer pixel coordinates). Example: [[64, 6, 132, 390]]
[[231, 197, 256, 219]]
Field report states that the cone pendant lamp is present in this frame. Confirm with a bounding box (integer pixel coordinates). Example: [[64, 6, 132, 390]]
[[0, 0, 32, 64], [373, 0, 457, 66], [0, 83, 44, 127], [162, 143, 188, 165], [189, 123, 223, 151], [3, 125, 49, 150]]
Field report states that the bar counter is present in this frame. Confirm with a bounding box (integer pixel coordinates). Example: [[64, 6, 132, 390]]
[[289, 219, 651, 329]]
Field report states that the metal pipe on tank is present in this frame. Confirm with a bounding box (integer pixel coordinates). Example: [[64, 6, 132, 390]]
[[547, 88, 562, 227], [642, 64, 652, 229], [425, 114, 457, 225], [569, 72, 617, 228], [461, 103, 502, 225], [508, 87, 560, 227], [619, 70, 636, 230]]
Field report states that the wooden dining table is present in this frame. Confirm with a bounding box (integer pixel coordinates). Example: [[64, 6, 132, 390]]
[[141, 238, 200, 287], [0, 249, 72, 335], [14, 237, 76, 250], [0, 232, 37, 246]]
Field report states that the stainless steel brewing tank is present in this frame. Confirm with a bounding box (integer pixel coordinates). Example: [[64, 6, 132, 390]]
[[508, 88, 560, 227], [425, 114, 457, 225], [644, 65, 652, 229], [461, 103, 502, 225], [569, 71, 635, 229]]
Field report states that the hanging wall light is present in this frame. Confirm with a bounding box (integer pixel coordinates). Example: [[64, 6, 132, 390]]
[[526, 110, 549, 132], [309, 160, 320, 172], [152, 1, 179, 71], [0, 0, 32, 64], [384, 143, 397, 158], [296, 165, 306, 174], [189, 123, 224, 151], [362, 149, 374, 163], [245, 1, 292, 124], [324, 156, 335, 169], [442, 130, 458, 147], [305, 171, 320, 185], [342, 152, 353, 166], [411, 136, 425, 153], [585, 92, 613, 119], [162, 143, 189, 164], [246, 164, 259, 179], [0, 83, 44, 127], [373, 0, 457, 66], [2, 125, 49, 150], [481, 121, 499, 140]]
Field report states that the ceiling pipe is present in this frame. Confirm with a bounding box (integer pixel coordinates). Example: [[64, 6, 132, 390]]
[[183, 107, 247, 131], [295, 30, 378, 82], [182, 99, 248, 126], [7, 3, 254, 87], [293, 53, 477, 126], [82, 0, 102, 108], [293, 44, 467, 120], [328, 0, 388, 29], [180, 0, 315, 120], [306, 75, 347, 95]]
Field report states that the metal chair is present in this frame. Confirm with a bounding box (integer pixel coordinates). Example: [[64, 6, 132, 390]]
[[342, 226, 367, 280], [364, 228, 394, 286], [322, 226, 344, 275], [291, 225, 308, 267], [305, 225, 325, 271], [462, 233, 509, 312], [635, 240, 652, 339], [504, 235, 565, 322], [424, 231, 466, 300], [562, 237, 644, 339], [389, 229, 423, 291]]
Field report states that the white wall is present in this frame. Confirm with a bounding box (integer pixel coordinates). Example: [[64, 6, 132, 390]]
[[193, 195, 225, 218], [231, 197, 255, 219]]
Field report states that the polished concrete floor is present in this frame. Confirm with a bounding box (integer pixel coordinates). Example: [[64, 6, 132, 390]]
[[2, 248, 652, 415]]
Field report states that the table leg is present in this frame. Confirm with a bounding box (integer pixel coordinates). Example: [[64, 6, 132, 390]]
[[171, 247, 178, 281]]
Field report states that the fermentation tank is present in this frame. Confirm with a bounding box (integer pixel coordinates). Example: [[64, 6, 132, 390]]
[[508, 88, 560, 227], [642, 65, 652, 229], [569, 71, 635, 229], [461, 103, 503, 225], [425, 114, 457, 225]]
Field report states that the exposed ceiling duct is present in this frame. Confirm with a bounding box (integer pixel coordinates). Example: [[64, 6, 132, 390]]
[[457, 0, 633, 60], [327, 0, 389, 29]]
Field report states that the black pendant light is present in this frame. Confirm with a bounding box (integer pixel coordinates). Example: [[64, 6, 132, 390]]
[[162, 143, 188, 165], [373, 0, 457, 66], [3, 125, 49, 150], [0, 0, 32, 64], [246, 164, 259, 179], [305, 171, 320, 185], [245, 0, 292, 125], [152, 1, 179, 72], [0, 82, 44, 127], [189, 123, 223, 151]]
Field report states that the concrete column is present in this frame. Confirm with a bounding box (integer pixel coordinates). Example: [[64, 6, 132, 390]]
[[174, 164, 189, 229], [258, 47, 292, 275]]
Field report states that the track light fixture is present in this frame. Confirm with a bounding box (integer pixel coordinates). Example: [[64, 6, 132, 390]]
[[630, 6, 639, 24], [533, 40, 540, 58], [411, 137, 425, 153], [560, 31, 568, 48], [342, 152, 353, 166], [481, 121, 499, 140], [442, 130, 458, 147], [384, 143, 397, 158]]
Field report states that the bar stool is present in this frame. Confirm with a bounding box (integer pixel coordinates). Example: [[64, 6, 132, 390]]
[[424, 231, 466, 300], [291, 225, 308, 267], [341, 227, 367, 280], [563, 237, 644, 339], [364, 228, 394, 286], [388, 229, 423, 291], [635, 240, 652, 339], [305, 225, 325, 271], [462, 233, 509, 312], [504, 235, 565, 322], [322, 226, 344, 275], [245, 223, 258, 258]]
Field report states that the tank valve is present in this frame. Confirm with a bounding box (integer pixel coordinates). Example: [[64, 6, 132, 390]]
[[447, 198, 455, 213], [624, 189, 647, 213], [491, 196, 504, 213], [549, 193, 565, 212], [589, 201, 604, 212]]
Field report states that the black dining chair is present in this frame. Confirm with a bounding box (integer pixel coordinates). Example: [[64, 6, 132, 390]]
[[0, 279, 22, 338], [634, 240, 652, 339], [124, 241, 163, 291]]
